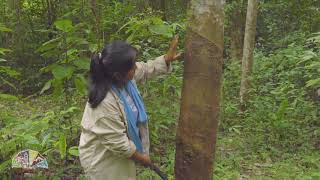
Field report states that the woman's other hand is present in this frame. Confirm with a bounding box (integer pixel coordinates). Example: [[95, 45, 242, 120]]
[[140, 154, 151, 167], [164, 35, 183, 63], [131, 151, 152, 167]]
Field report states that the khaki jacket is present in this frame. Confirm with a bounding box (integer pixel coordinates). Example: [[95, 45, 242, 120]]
[[79, 56, 172, 180]]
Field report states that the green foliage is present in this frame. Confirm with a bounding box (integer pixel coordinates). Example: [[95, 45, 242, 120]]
[[0, 104, 81, 176], [222, 33, 319, 154], [0, 24, 20, 92], [116, 10, 185, 57], [37, 19, 90, 98], [0, 23, 12, 32], [0, 0, 319, 179], [0, 93, 19, 101]]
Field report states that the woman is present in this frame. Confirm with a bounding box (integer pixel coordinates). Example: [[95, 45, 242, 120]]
[[79, 37, 181, 180]]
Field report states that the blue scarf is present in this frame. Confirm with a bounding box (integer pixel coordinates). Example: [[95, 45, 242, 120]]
[[111, 80, 148, 153]]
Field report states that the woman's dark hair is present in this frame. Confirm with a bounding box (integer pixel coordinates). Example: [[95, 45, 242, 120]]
[[88, 40, 137, 108]]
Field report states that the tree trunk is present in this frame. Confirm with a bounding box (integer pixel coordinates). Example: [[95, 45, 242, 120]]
[[46, 0, 56, 39], [9, 0, 24, 65], [90, 0, 102, 48], [174, 0, 224, 179], [239, 0, 258, 110], [149, 0, 167, 20], [230, 8, 245, 61]]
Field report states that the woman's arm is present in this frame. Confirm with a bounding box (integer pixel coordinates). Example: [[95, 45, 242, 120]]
[[134, 35, 182, 84], [134, 55, 172, 84]]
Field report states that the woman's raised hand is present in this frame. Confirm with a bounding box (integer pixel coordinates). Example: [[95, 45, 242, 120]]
[[164, 35, 183, 63]]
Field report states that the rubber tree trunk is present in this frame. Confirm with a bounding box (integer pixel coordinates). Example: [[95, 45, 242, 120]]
[[239, 0, 258, 109], [174, 0, 224, 179]]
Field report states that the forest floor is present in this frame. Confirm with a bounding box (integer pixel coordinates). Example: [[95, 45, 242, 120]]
[[1, 90, 319, 180]]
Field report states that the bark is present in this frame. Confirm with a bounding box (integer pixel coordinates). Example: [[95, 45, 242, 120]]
[[9, 0, 24, 64], [149, 0, 167, 20], [46, 0, 56, 39], [239, 0, 258, 109], [174, 0, 224, 179], [230, 8, 245, 61], [90, 0, 102, 48]]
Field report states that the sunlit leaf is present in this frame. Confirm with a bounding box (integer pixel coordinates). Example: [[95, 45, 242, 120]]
[[40, 80, 52, 94], [59, 134, 67, 159], [149, 24, 173, 38], [0, 160, 11, 172], [0, 48, 11, 55], [52, 79, 63, 99], [0, 93, 19, 101], [0, 66, 20, 78], [68, 146, 79, 156], [0, 23, 12, 32], [306, 78, 320, 88], [54, 19, 73, 32], [52, 66, 74, 80], [36, 37, 61, 53], [73, 58, 90, 70], [74, 75, 87, 95]]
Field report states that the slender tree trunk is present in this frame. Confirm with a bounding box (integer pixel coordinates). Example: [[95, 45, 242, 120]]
[[46, 0, 56, 39], [9, 0, 24, 65], [149, 0, 167, 20], [90, 0, 102, 48], [230, 8, 245, 61], [174, 0, 224, 179], [239, 0, 258, 110], [180, 0, 189, 9]]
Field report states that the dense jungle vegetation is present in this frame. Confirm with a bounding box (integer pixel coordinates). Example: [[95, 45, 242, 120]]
[[0, 0, 319, 179]]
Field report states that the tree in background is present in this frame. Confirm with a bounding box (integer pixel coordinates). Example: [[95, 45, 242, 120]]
[[174, 0, 224, 179], [239, 0, 258, 110], [226, 0, 246, 61]]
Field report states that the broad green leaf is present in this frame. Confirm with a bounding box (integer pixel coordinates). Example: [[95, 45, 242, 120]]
[[74, 75, 87, 95], [0, 48, 11, 55], [54, 19, 73, 32], [67, 48, 78, 56], [73, 58, 90, 70], [40, 64, 59, 73], [52, 79, 63, 99], [52, 66, 74, 80], [59, 134, 67, 159], [0, 58, 7, 62], [89, 43, 98, 53], [0, 160, 11, 172], [0, 93, 19, 101], [68, 146, 79, 156], [0, 66, 20, 77], [0, 23, 12, 32], [30, 119, 49, 134], [149, 24, 173, 38], [60, 106, 79, 117], [23, 134, 41, 146], [0, 76, 17, 90], [66, 37, 88, 45], [36, 37, 61, 53], [41, 133, 51, 147], [306, 78, 320, 87], [40, 80, 52, 94]]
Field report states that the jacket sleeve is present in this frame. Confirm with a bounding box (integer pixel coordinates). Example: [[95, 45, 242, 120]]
[[134, 55, 173, 84], [91, 115, 136, 158]]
